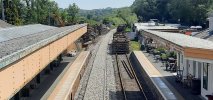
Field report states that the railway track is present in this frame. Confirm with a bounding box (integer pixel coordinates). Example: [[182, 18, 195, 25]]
[[115, 53, 148, 100]]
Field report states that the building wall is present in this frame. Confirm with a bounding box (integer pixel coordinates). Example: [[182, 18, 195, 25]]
[[139, 28, 213, 99], [0, 26, 87, 100], [183, 57, 213, 100], [209, 17, 213, 31], [67, 43, 77, 52], [201, 63, 213, 100], [179, 53, 184, 69]]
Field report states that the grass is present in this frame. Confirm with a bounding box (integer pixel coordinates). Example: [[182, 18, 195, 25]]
[[125, 27, 131, 32], [130, 40, 140, 51]]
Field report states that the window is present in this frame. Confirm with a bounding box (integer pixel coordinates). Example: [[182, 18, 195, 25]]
[[203, 63, 209, 90]]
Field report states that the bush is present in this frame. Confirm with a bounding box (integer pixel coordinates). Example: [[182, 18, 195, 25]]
[[156, 47, 166, 53], [170, 51, 177, 58], [161, 53, 168, 60], [165, 51, 177, 58], [130, 41, 140, 51]]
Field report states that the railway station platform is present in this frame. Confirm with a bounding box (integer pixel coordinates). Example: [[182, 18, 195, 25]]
[[24, 52, 80, 100], [46, 51, 91, 100], [130, 51, 204, 100], [130, 51, 179, 100], [142, 51, 204, 100]]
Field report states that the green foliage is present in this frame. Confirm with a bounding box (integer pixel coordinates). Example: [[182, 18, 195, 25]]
[[2, 0, 23, 25], [0, 0, 80, 26], [156, 47, 166, 53], [0, 1, 137, 27], [86, 19, 101, 26], [101, 16, 125, 28], [66, 3, 79, 24], [125, 27, 131, 32], [166, 52, 171, 58], [161, 53, 168, 60], [132, 0, 213, 26], [1, 0, 212, 27], [117, 7, 138, 27], [80, 7, 138, 28], [165, 51, 177, 58], [170, 51, 177, 58], [130, 41, 141, 51], [79, 7, 115, 21], [103, 17, 111, 25], [132, 0, 158, 22]]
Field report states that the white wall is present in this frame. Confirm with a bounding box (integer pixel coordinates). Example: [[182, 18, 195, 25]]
[[179, 53, 184, 69], [183, 57, 213, 99], [184, 59, 201, 79], [182, 55, 188, 78], [209, 17, 213, 31], [188, 60, 193, 75], [201, 63, 213, 100], [182, 57, 213, 99], [195, 62, 202, 79]]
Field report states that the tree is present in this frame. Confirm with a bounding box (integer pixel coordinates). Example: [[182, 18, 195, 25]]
[[60, 9, 68, 23], [117, 8, 138, 27], [2, 0, 23, 25], [67, 3, 79, 24], [132, 0, 213, 26], [132, 0, 158, 21], [0, 0, 62, 25]]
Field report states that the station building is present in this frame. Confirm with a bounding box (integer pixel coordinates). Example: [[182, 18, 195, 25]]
[[135, 22, 213, 99]]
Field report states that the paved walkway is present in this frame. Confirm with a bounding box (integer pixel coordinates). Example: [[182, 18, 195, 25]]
[[26, 54, 79, 100], [143, 51, 204, 100]]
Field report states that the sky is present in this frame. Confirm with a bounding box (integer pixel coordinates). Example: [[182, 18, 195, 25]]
[[53, 0, 135, 10]]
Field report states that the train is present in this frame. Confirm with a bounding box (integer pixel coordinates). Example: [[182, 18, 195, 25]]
[[82, 24, 110, 47], [111, 25, 130, 54]]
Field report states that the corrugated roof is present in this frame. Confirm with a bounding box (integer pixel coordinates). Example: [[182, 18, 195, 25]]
[[0, 24, 56, 42], [143, 30, 213, 50], [193, 29, 213, 42], [0, 24, 87, 69], [135, 23, 178, 31]]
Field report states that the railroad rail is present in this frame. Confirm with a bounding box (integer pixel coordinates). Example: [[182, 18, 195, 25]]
[[115, 53, 148, 100]]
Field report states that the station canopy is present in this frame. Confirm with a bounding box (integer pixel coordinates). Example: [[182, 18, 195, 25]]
[[0, 24, 87, 69], [143, 30, 213, 50], [0, 24, 56, 43]]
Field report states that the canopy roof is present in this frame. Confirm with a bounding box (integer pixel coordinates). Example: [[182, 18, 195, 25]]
[[0, 24, 56, 42], [135, 23, 178, 31], [143, 30, 213, 50]]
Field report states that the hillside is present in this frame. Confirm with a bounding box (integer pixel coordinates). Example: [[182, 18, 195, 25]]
[[79, 7, 138, 27]]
